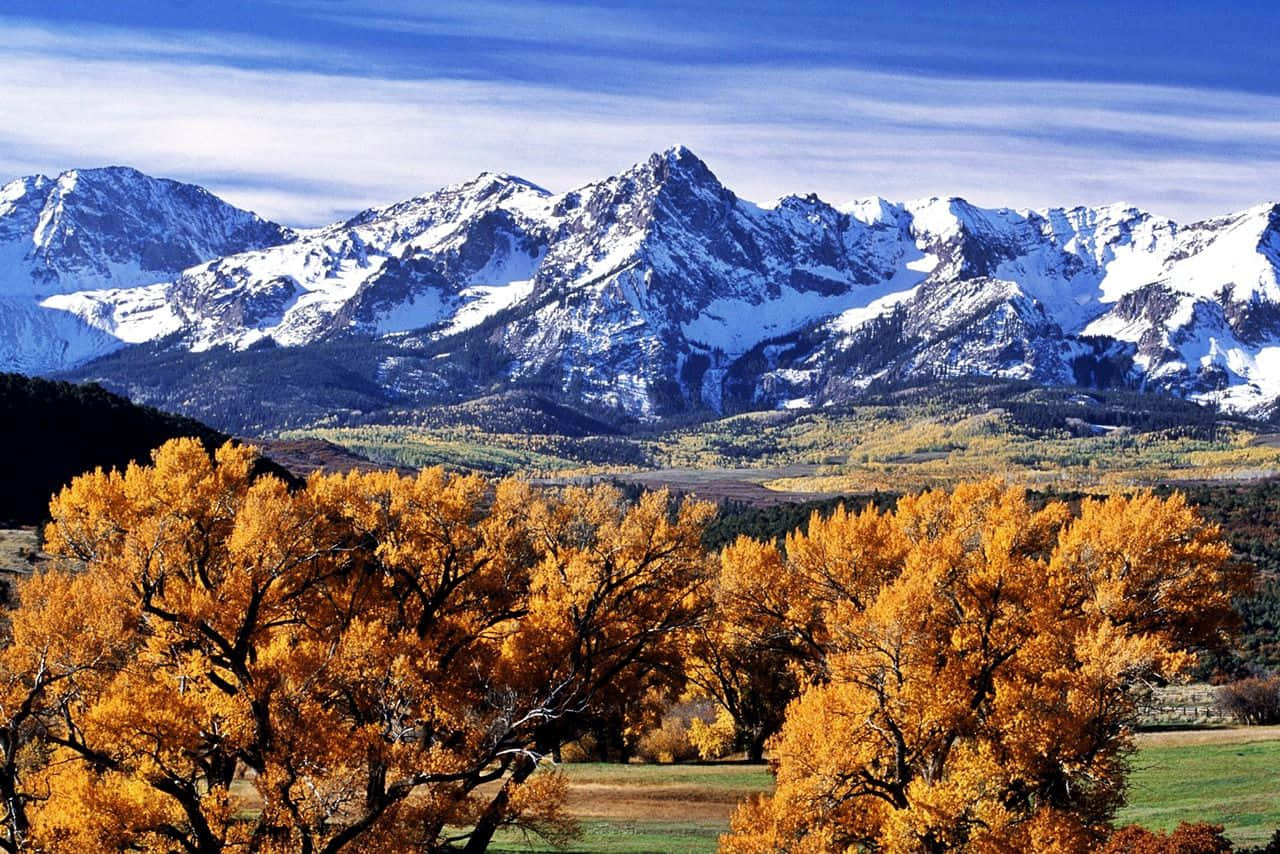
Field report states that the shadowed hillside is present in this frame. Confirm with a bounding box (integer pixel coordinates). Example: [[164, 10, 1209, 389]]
[[0, 373, 309, 525]]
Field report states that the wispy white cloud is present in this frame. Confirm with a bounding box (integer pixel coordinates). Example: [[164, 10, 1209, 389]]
[[288, 0, 732, 52], [0, 20, 1275, 225], [0, 17, 323, 66]]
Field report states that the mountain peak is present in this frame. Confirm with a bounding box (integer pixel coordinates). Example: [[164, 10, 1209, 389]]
[[14, 154, 1280, 423], [623, 146, 725, 200], [1184, 201, 1280, 238], [426, 170, 551, 207], [1237, 200, 1280, 223], [1, 164, 291, 298], [662, 143, 697, 161], [655, 144, 711, 174], [468, 171, 549, 195], [51, 165, 201, 199], [840, 196, 903, 225], [0, 174, 50, 208], [904, 195, 983, 237], [343, 169, 552, 230], [60, 164, 150, 181]]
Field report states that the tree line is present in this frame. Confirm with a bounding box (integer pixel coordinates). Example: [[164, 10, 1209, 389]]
[[0, 440, 1261, 852]]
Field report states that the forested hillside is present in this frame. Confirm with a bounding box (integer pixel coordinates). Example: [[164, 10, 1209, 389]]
[[1172, 480, 1280, 672], [0, 373, 230, 524]]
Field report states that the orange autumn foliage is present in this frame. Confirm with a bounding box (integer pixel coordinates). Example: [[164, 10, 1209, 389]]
[[0, 439, 713, 853], [719, 481, 1248, 854], [685, 502, 906, 762]]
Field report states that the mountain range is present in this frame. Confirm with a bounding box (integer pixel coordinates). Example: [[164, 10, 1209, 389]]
[[3, 147, 1279, 432]]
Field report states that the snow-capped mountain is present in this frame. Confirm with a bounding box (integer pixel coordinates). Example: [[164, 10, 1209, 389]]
[[0, 166, 292, 371], [10, 149, 1280, 424], [781, 197, 1280, 415]]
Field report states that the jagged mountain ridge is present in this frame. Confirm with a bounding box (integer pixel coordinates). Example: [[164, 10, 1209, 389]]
[[0, 166, 293, 373], [9, 148, 1280, 425]]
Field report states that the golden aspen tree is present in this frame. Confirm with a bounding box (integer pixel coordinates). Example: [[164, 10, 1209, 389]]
[[721, 482, 1247, 854], [0, 566, 132, 853], [688, 503, 908, 761], [4, 439, 712, 853]]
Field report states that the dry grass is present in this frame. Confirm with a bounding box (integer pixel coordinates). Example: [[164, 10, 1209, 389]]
[[0, 528, 42, 590], [1135, 725, 1280, 748]]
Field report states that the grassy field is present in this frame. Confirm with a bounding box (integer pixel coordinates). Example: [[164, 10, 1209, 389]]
[[488, 763, 771, 854], [1120, 730, 1280, 847], [488, 728, 1280, 853]]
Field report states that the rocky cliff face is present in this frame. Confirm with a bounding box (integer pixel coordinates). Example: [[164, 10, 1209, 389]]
[[9, 150, 1280, 423]]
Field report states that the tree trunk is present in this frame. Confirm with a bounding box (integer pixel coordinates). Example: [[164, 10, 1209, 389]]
[[461, 758, 537, 854], [0, 764, 26, 854]]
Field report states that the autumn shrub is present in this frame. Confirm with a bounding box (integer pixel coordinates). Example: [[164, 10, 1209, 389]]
[[635, 714, 698, 763], [688, 707, 737, 760], [558, 735, 600, 763], [1100, 822, 1233, 853], [1217, 676, 1280, 725]]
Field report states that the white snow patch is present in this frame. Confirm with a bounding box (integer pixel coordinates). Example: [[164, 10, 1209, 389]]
[[830, 285, 919, 334], [374, 289, 451, 335], [41, 284, 182, 342], [906, 254, 937, 274], [840, 196, 898, 225], [0, 296, 124, 371], [682, 287, 847, 354], [467, 245, 545, 287], [444, 279, 536, 335]]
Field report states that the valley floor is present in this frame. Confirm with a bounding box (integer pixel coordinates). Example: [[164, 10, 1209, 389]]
[[281, 384, 1280, 501]]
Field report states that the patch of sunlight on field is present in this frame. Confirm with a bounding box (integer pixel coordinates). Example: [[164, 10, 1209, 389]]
[[280, 425, 595, 475], [490, 762, 771, 854], [490, 820, 727, 854]]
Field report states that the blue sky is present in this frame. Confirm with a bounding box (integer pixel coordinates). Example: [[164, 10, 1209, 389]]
[[1, 1, 1277, 225]]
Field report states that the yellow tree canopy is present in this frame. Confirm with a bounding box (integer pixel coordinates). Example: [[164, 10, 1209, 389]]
[[720, 481, 1248, 854], [0, 439, 713, 853]]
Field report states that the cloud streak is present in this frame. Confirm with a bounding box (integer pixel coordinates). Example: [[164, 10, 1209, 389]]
[[0, 19, 1276, 226]]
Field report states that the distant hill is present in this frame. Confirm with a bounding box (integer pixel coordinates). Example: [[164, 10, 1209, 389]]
[[245, 436, 416, 479], [0, 373, 294, 526]]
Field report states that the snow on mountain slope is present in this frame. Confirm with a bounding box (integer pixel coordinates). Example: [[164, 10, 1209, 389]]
[[743, 195, 1280, 415], [0, 166, 292, 295], [12, 150, 1280, 420], [48, 172, 555, 353], [1073, 203, 1280, 408], [0, 296, 122, 374], [47, 148, 931, 413], [0, 166, 293, 370], [487, 148, 922, 413]]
